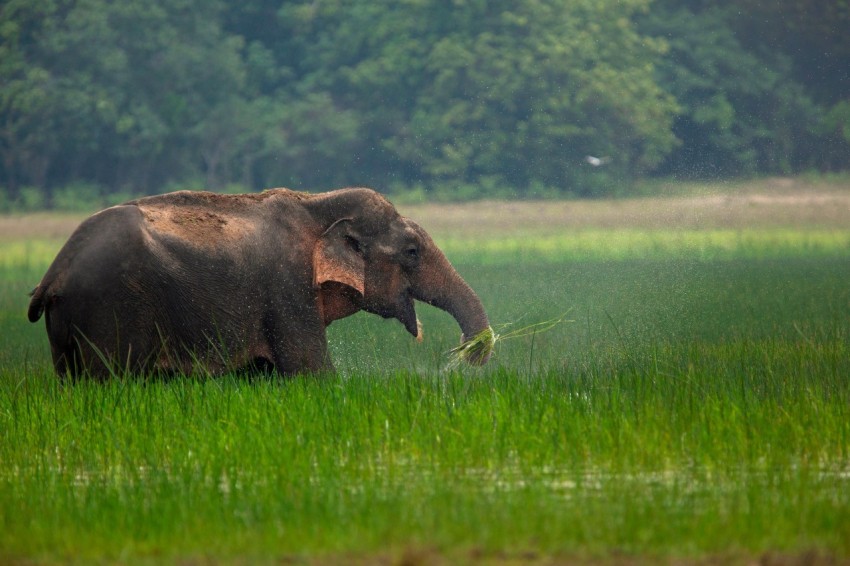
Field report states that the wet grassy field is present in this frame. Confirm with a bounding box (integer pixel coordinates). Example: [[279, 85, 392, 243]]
[[1, 180, 849, 564]]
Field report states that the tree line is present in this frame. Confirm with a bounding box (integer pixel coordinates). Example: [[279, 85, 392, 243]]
[[1, 0, 848, 208]]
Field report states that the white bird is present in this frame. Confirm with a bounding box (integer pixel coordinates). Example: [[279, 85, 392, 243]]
[[584, 155, 611, 167]]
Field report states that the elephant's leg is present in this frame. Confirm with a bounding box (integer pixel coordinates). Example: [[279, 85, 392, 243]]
[[270, 331, 334, 375], [264, 307, 334, 376], [45, 299, 114, 380]]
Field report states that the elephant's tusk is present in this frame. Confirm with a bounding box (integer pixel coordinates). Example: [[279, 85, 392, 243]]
[[416, 319, 424, 343]]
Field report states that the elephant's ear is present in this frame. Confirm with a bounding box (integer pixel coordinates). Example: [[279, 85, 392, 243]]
[[313, 219, 365, 296]]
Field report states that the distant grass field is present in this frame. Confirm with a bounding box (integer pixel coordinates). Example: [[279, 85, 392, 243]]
[[2, 180, 850, 564]]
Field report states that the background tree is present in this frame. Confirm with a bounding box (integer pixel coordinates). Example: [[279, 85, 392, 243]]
[[1, 0, 245, 199], [639, 0, 849, 177], [1, 0, 56, 196], [1, 0, 848, 208], [273, 0, 678, 196]]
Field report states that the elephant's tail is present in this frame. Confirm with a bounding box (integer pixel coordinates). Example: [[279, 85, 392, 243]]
[[28, 285, 47, 322]]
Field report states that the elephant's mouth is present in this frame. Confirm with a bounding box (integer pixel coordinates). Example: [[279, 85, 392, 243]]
[[365, 291, 419, 337]]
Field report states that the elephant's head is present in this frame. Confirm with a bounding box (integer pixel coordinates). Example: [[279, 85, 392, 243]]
[[307, 188, 492, 365]]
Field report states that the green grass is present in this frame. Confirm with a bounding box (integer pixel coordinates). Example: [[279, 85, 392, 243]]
[[2, 217, 850, 563], [436, 228, 850, 264]]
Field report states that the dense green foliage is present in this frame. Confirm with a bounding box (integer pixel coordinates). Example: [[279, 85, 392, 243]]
[[2, 222, 850, 561], [1, 0, 849, 207]]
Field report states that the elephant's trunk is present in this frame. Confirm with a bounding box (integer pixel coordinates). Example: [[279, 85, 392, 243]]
[[412, 233, 493, 365]]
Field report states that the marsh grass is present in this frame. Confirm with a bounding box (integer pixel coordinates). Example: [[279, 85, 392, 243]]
[[2, 341, 849, 560], [2, 207, 850, 562], [436, 228, 850, 264]]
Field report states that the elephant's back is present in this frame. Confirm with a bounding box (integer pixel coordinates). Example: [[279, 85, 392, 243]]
[[37, 205, 148, 291], [28, 204, 149, 322]]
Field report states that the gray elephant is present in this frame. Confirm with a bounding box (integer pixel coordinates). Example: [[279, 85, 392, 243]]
[[27, 188, 493, 378]]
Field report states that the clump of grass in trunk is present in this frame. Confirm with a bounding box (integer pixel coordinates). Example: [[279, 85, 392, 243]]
[[447, 326, 497, 368], [446, 313, 572, 369]]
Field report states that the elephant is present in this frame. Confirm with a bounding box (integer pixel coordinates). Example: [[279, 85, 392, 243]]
[[27, 187, 493, 379]]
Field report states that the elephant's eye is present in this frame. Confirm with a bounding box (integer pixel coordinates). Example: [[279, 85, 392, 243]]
[[346, 236, 362, 254], [405, 246, 419, 261]]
